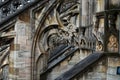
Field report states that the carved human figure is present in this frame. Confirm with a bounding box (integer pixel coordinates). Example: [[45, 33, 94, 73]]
[[107, 35, 118, 52]]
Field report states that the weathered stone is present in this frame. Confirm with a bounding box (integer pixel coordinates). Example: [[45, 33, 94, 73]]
[[108, 57, 120, 67], [0, 0, 120, 80]]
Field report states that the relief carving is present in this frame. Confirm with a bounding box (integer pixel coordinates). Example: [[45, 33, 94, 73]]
[[107, 35, 118, 52], [93, 17, 104, 51], [107, 14, 119, 52], [33, 1, 80, 79], [38, 1, 80, 53], [96, 41, 103, 51]]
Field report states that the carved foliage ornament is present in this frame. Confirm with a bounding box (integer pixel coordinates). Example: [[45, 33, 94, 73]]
[[32, 1, 80, 79], [0, 0, 33, 21], [38, 0, 80, 53]]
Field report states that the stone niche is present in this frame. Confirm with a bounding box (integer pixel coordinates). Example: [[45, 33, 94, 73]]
[[107, 13, 119, 53]]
